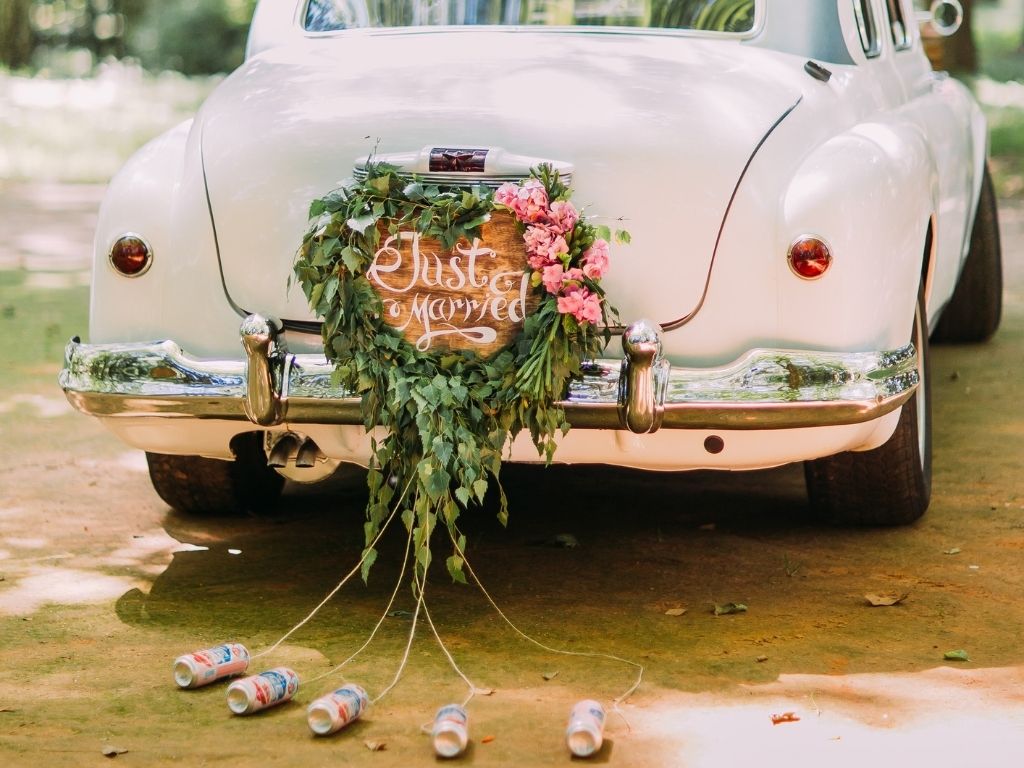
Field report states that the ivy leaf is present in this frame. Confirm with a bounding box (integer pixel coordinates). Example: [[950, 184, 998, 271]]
[[360, 546, 378, 583], [446, 555, 467, 584], [403, 182, 425, 201], [420, 464, 451, 502], [432, 437, 453, 467], [321, 274, 339, 306], [368, 175, 391, 196], [347, 213, 377, 235], [461, 213, 491, 230], [472, 478, 488, 504]]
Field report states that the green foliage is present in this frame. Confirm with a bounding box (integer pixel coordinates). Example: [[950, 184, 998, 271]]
[[129, 0, 256, 75], [294, 164, 614, 581]]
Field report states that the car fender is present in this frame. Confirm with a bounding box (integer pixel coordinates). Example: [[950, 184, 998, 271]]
[[91, 119, 243, 355], [776, 118, 934, 351]]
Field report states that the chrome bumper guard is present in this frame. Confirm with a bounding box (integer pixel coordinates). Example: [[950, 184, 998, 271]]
[[59, 315, 919, 434]]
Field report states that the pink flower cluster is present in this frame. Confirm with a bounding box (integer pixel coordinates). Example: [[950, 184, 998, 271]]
[[495, 181, 609, 327]]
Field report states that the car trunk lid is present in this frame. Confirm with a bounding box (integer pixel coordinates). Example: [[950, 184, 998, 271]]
[[200, 31, 802, 336]]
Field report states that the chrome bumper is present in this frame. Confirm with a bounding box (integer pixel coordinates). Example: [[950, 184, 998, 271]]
[[59, 316, 919, 434]]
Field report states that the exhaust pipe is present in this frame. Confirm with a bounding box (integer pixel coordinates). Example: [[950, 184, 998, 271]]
[[267, 432, 300, 467], [295, 437, 321, 468]]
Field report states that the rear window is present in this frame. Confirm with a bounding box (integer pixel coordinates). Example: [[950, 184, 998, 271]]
[[303, 0, 758, 33]]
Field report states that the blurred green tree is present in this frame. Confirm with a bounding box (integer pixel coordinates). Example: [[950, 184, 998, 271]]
[[129, 0, 257, 74], [0, 0, 34, 68], [0, 0, 257, 74]]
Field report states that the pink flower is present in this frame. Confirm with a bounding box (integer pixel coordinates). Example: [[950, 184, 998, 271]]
[[547, 200, 579, 234], [557, 289, 584, 318], [523, 225, 568, 266], [494, 182, 519, 208], [541, 263, 564, 294], [499, 180, 548, 223], [578, 291, 603, 324], [582, 239, 610, 280], [562, 267, 584, 285], [557, 287, 603, 326]]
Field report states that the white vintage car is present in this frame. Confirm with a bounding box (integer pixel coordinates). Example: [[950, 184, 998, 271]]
[[60, 0, 1002, 526]]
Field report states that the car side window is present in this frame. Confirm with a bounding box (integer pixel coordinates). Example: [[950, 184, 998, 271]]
[[853, 0, 882, 58], [884, 0, 911, 50]]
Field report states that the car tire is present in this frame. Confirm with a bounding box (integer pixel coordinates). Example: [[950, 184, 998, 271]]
[[804, 287, 931, 526], [146, 432, 284, 516], [931, 163, 1003, 343]]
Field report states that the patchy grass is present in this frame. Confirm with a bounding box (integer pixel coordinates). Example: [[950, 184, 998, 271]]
[[988, 108, 1024, 197]]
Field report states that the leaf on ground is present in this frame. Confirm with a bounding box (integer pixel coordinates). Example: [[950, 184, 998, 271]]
[[386, 609, 415, 620], [364, 740, 387, 752], [770, 712, 800, 725], [475, 688, 495, 696], [714, 602, 747, 616], [664, 607, 687, 617], [0, 707, 17, 713], [542, 671, 559, 681], [482, 735, 496, 744], [101, 746, 128, 757], [864, 592, 909, 607], [548, 533, 578, 549], [943, 547, 962, 555], [756, 655, 769, 663], [944, 649, 970, 662]]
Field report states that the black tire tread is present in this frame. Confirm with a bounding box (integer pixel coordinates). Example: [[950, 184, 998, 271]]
[[932, 164, 1003, 343], [146, 433, 283, 516], [805, 288, 931, 526]]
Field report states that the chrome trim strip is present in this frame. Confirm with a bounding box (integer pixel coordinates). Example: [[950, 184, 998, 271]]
[[60, 329, 919, 433], [351, 168, 573, 189]]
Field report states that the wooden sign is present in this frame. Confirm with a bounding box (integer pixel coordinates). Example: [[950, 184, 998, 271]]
[[366, 210, 538, 358]]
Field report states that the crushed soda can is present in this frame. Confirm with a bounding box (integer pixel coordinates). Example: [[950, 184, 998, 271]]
[[432, 703, 469, 758], [307, 683, 370, 736], [173, 643, 250, 689], [565, 699, 606, 758], [227, 667, 300, 715]]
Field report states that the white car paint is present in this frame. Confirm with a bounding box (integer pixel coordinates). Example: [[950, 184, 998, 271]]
[[82, 0, 986, 472]]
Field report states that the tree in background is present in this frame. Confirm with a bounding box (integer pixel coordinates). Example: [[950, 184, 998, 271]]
[[943, 0, 978, 73], [0, 0, 257, 74], [0, 0, 34, 68]]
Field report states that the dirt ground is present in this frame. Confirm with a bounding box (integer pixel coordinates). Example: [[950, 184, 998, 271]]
[[1, 182, 1023, 767]]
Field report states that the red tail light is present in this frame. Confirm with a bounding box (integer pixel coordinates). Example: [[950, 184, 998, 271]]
[[787, 236, 832, 280], [108, 234, 153, 277]]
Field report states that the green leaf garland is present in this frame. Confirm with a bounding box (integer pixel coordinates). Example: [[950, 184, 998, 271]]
[[293, 163, 620, 580]]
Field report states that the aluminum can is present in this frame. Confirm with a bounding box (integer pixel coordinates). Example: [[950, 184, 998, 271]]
[[227, 667, 300, 715], [432, 704, 469, 758], [565, 699, 606, 758], [173, 643, 250, 689], [306, 683, 370, 736]]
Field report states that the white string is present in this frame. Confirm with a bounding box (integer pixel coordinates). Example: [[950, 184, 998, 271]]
[[251, 476, 414, 661], [371, 545, 427, 704], [450, 530, 643, 725], [305, 519, 415, 685], [420, 596, 481, 708]]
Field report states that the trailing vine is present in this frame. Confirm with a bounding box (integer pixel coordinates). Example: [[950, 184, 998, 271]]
[[293, 163, 625, 581]]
